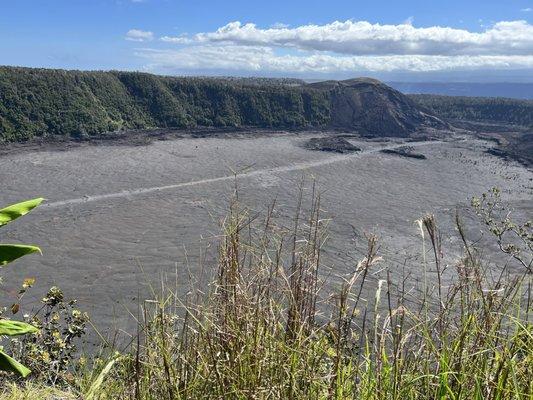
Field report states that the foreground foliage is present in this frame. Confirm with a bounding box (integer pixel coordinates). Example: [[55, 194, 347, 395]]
[[0, 198, 43, 378], [1, 189, 531, 399], [0, 382, 76, 400], [10, 286, 89, 386], [86, 190, 532, 399]]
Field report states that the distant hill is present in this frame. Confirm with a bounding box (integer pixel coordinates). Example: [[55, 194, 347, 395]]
[[310, 78, 447, 136], [389, 82, 533, 100], [0, 67, 446, 143], [408, 94, 532, 167], [409, 94, 533, 128]]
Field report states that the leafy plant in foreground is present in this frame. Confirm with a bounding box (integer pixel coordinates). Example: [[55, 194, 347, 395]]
[[11, 286, 89, 385], [471, 187, 532, 273], [0, 198, 43, 377]]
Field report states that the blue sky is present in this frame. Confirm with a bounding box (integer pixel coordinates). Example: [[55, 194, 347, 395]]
[[1, 0, 532, 81]]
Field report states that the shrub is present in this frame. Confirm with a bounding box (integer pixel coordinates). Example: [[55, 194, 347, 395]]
[[10, 287, 89, 386]]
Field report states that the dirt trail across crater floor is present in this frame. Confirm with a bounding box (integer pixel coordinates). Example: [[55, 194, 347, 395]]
[[42, 140, 444, 209]]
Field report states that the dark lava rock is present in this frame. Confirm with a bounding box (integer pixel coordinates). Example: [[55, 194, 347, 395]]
[[380, 146, 427, 160], [485, 132, 533, 168], [305, 137, 361, 153], [486, 148, 509, 159]]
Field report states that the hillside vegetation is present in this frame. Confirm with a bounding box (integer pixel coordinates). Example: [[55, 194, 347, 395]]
[[0, 67, 330, 142], [0, 189, 531, 399], [2, 66, 532, 145], [0, 67, 448, 142], [410, 94, 533, 127]]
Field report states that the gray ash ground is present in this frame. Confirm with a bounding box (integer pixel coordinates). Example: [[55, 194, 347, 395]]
[[0, 131, 531, 346]]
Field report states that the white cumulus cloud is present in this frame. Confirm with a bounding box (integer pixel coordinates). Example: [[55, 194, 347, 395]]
[[125, 29, 154, 42], [131, 19, 533, 76], [160, 20, 533, 56], [160, 35, 193, 44]]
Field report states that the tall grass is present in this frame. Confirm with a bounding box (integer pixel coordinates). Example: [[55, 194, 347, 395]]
[[80, 190, 531, 400], [2, 189, 531, 399]]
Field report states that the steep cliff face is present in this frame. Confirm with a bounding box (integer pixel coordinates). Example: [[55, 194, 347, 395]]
[[311, 78, 448, 136], [0, 67, 449, 142]]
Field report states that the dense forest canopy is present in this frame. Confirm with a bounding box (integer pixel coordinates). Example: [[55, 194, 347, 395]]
[[1, 66, 532, 143], [0, 67, 329, 142]]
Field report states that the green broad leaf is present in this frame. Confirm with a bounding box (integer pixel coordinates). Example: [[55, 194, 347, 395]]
[[0, 244, 41, 266], [0, 350, 31, 377], [0, 198, 44, 227], [0, 320, 38, 336]]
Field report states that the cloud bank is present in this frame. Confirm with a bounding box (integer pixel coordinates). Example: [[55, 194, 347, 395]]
[[161, 20, 533, 56], [130, 20, 533, 76], [136, 46, 533, 73]]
